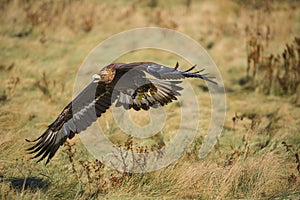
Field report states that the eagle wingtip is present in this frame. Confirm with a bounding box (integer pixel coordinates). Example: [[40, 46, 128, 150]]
[[208, 78, 218, 85]]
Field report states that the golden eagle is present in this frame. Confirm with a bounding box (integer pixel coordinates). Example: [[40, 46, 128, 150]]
[[26, 62, 216, 164]]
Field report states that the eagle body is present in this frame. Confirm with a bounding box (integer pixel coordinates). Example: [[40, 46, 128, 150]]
[[26, 62, 216, 164]]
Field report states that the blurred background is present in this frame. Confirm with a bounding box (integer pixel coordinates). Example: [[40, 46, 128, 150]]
[[0, 0, 300, 199]]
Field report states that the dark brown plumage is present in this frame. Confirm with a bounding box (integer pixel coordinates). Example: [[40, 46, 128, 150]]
[[26, 62, 217, 164]]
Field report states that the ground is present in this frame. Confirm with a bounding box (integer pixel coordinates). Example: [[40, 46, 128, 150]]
[[0, 0, 300, 199]]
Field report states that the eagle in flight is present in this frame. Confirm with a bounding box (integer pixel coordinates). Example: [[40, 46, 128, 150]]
[[26, 62, 217, 164]]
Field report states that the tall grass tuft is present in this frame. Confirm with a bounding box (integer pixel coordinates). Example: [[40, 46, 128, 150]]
[[245, 24, 300, 103]]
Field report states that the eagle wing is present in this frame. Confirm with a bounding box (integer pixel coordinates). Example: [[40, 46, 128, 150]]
[[26, 82, 115, 164], [114, 62, 216, 111], [118, 62, 217, 84]]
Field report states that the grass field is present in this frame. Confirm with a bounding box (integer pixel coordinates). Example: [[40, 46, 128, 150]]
[[1, 0, 300, 199]]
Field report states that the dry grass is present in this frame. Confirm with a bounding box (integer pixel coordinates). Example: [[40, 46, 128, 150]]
[[245, 25, 300, 103], [0, 0, 300, 199]]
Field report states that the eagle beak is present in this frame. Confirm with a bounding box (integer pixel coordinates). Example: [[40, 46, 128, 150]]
[[92, 74, 101, 83]]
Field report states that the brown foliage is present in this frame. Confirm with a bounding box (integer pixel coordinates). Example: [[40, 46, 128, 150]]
[[245, 25, 300, 102]]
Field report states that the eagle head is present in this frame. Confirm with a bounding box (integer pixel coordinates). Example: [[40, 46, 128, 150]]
[[93, 66, 116, 84]]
